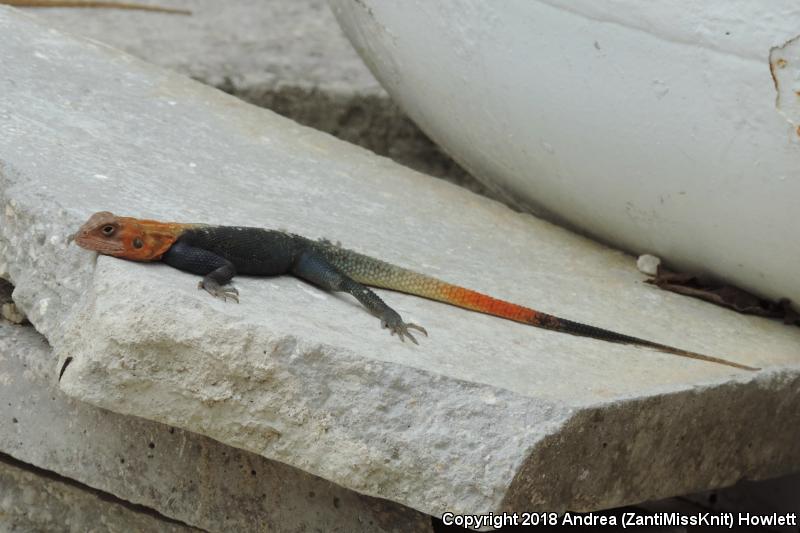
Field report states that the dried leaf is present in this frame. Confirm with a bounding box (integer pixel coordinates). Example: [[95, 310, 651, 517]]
[[645, 268, 800, 326]]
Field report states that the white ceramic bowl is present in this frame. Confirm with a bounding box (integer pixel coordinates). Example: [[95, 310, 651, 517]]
[[329, 0, 800, 305]]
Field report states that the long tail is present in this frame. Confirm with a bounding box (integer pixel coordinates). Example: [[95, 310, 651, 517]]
[[315, 241, 757, 371]]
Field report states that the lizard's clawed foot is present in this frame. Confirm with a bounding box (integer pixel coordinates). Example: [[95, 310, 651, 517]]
[[381, 315, 428, 345], [198, 279, 239, 303]]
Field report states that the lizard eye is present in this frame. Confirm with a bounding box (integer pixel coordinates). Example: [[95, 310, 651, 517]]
[[101, 225, 115, 236]]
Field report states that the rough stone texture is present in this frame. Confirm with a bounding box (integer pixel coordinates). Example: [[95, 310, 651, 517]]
[[0, 320, 432, 533], [501, 376, 800, 512], [0, 455, 200, 533], [1, 8, 799, 517], [19, 0, 485, 195]]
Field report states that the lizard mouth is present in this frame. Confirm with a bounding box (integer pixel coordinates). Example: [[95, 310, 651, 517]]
[[74, 235, 125, 256]]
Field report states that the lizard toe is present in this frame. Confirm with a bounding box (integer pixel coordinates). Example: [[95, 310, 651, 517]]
[[399, 327, 418, 345], [199, 280, 239, 303], [406, 323, 428, 337], [223, 289, 240, 303], [383, 319, 423, 345]]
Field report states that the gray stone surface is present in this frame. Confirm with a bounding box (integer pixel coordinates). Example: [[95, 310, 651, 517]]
[[1, 7, 799, 517], [0, 455, 200, 533], [17, 0, 483, 195], [0, 320, 432, 533]]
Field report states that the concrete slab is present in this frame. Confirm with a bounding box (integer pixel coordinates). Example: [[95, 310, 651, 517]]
[[0, 454, 200, 533], [1, 7, 799, 517], [14, 0, 484, 195], [0, 321, 432, 533]]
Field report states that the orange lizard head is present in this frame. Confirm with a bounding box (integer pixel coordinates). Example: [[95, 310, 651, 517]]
[[74, 211, 189, 262]]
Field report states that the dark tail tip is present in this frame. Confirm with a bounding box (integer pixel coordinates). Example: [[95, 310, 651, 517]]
[[552, 318, 757, 371]]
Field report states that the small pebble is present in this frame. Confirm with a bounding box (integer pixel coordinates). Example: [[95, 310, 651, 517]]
[[636, 254, 661, 276]]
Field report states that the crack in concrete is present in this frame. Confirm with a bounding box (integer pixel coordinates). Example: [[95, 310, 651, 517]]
[[0, 450, 207, 532]]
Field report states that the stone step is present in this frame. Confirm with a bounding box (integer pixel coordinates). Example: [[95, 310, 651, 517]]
[[0, 319, 431, 532]]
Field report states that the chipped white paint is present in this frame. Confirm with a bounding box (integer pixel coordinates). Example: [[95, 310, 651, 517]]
[[770, 34, 800, 132], [329, 0, 800, 306]]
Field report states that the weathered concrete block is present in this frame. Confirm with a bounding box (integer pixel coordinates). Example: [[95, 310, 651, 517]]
[[1, 7, 799, 518], [0, 455, 200, 533], [0, 321, 431, 532]]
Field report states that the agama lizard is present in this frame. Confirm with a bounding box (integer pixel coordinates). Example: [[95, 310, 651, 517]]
[[73, 211, 758, 371], [1, 1, 190, 14]]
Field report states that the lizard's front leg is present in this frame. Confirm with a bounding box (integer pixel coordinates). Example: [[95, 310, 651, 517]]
[[162, 240, 239, 302], [292, 250, 427, 343]]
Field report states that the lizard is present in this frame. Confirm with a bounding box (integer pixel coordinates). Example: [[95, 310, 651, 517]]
[[73, 211, 759, 371], [0, 1, 190, 14]]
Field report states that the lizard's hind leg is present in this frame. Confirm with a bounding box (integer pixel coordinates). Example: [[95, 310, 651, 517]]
[[292, 250, 427, 343]]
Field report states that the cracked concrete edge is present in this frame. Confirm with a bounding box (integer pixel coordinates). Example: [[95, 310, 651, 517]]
[[0, 164, 89, 346], [503, 370, 800, 512], [0, 453, 202, 533], [54, 274, 573, 517], [0, 320, 433, 533]]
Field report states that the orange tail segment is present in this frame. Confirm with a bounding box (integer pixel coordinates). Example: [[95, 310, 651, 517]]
[[402, 279, 561, 329]]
